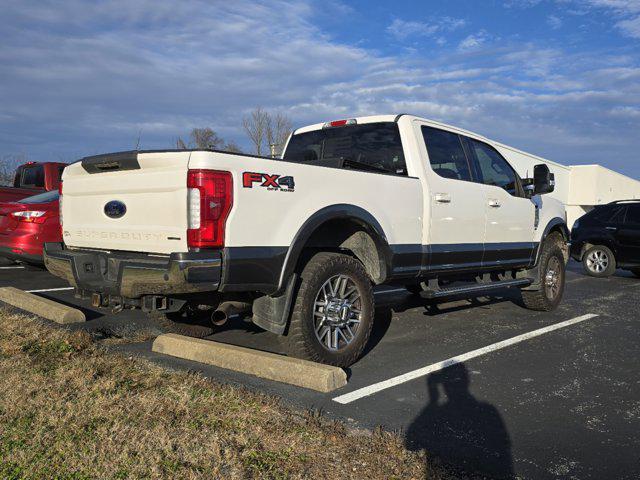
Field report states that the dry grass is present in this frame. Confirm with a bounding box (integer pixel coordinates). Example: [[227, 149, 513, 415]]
[[0, 308, 445, 479]]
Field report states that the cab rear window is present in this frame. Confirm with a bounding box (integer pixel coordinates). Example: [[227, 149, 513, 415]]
[[19, 165, 45, 188], [283, 122, 407, 175]]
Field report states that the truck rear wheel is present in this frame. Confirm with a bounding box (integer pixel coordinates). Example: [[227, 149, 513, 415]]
[[285, 252, 374, 368], [521, 236, 566, 311]]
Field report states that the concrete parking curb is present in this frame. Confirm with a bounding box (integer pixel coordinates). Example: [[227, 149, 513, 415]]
[[0, 286, 86, 324], [152, 333, 347, 392]]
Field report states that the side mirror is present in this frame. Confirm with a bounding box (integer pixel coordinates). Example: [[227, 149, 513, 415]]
[[533, 164, 555, 195]]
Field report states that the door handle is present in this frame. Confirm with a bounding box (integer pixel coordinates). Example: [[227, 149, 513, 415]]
[[488, 199, 501, 208], [434, 193, 451, 203], [606, 226, 618, 231]]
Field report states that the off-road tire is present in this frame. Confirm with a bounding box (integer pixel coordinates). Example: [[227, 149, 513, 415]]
[[285, 252, 375, 367], [582, 245, 616, 278], [150, 310, 214, 338], [521, 236, 566, 311]]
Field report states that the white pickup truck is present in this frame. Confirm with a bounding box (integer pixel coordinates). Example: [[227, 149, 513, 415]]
[[45, 114, 569, 367]]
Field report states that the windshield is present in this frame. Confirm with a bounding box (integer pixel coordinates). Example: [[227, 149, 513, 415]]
[[19, 190, 59, 204], [283, 122, 407, 175]]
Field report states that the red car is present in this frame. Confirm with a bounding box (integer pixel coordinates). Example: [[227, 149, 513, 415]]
[[0, 190, 61, 265]]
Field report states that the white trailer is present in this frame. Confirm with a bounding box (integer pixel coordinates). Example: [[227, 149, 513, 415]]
[[492, 143, 640, 228]]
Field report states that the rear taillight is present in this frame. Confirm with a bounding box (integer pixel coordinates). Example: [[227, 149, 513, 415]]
[[187, 170, 232, 249]]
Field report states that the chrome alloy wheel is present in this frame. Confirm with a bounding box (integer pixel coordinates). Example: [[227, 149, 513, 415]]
[[544, 256, 562, 299], [313, 274, 362, 351], [586, 249, 609, 274]]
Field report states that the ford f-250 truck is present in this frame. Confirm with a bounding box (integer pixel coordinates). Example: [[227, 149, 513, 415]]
[[0, 161, 65, 203], [44, 115, 569, 367]]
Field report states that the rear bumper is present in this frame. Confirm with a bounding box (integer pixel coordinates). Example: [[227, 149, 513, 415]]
[[43, 242, 221, 298]]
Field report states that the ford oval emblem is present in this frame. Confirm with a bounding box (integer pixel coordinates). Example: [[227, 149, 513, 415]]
[[104, 200, 126, 219]]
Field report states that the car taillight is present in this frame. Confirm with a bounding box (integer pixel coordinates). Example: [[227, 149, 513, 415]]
[[10, 210, 52, 224], [187, 170, 232, 249]]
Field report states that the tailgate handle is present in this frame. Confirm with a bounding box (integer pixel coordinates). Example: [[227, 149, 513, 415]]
[[95, 162, 121, 171], [81, 151, 141, 174]]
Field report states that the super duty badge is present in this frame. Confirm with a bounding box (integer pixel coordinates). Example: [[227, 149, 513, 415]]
[[242, 172, 295, 192]]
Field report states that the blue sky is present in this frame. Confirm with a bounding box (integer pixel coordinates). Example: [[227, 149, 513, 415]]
[[1, 0, 639, 177]]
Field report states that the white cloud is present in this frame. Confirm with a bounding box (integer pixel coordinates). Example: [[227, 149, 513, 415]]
[[616, 14, 640, 37], [567, 0, 640, 38], [503, 0, 543, 7], [585, 0, 640, 14], [458, 31, 489, 50], [387, 17, 466, 41], [547, 14, 564, 29], [0, 0, 639, 177]]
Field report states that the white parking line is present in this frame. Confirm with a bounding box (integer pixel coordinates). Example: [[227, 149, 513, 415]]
[[26, 287, 75, 293], [0, 266, 24, 270], [333, 313, 599, 404]]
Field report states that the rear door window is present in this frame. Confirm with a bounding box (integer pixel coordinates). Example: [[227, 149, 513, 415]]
[[421, 126, 472, 181], [283, 122, 407, 175], [20, 165, 45, 188]]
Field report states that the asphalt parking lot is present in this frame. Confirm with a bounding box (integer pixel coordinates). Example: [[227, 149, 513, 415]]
[[1, 258, 638, 479]]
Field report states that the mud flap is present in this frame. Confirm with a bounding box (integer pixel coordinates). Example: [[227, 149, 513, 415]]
[[251, 274, 298, 335]]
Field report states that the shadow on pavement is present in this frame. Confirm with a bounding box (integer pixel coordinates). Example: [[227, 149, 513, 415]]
[[391, 290, 521, 317], [405, 363, 514, 479]]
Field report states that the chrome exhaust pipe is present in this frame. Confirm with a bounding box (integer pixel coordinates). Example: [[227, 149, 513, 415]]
[[211, 301, 252, 326]]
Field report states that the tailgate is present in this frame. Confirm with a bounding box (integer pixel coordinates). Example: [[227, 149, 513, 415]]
[[62, 151, 191, 254]]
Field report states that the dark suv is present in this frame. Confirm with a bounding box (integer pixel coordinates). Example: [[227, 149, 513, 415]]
[[571, 200, 640, 278]]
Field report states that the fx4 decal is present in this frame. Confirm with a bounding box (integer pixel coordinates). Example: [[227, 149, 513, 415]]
[[242, 172, 295, 192]]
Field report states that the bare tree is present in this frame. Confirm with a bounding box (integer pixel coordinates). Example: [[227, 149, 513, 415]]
[[223, 141, 242, 153], [191, 128, 224, 149], [0, 154, 27, 186], [243, 108, 292, 157], [176, 128, 242, 153], [266, 112, 293, 157], [242, 107, 270, 156]]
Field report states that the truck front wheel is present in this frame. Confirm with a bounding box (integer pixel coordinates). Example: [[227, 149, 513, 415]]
[[285, 252, 375, 368], [521, 236, 566, 311]]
